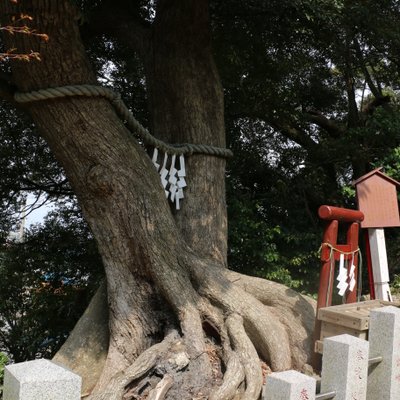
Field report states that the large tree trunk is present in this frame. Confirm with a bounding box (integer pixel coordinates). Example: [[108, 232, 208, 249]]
[[146, 0, 227, 265], [0, 1, 316, 399]]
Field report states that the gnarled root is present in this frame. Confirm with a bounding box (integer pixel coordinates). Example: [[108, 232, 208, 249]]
[[82, 260, 316, 400], [209, 350, 244, 400], [226, 314, 263, 400], [87, 331, 180, 400], [225, 270, 316, 368]]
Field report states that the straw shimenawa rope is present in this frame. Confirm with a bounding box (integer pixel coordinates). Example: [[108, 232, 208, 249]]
[[14, 84, 233, 158]]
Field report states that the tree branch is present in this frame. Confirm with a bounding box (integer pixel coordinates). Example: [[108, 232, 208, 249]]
[[344, 36, 359, 128], [352, 42, 392, 117], [19, 177, 72, 197], [82, 0, 151, 59], [271, 120, 318, 151], [228, 111, 318, 151], [305, 109, 346, 138], [0, 72, 17, 104], [353, 39, 381, 99], [361, 95, 391, 116]]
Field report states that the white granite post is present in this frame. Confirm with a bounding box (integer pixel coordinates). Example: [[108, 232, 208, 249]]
[[3, 359, 81, 400], [263, 370, 316, 400], [368, 229, 392, 301], [368, 306, 400, 400], [320, 334, 368, 400]]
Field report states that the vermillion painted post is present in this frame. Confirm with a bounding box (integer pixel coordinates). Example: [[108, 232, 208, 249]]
[[317, 205, 364, 308], [312, 205, 363, 370], [354, 168, 400, 301]]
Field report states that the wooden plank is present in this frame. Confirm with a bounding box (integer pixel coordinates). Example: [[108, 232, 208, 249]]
[[315, 300, 400, 356], [318, 300, 397, 317], [321, 300, 385, 311], [315, 340, 324, 354], [318, 309, 368, 330], [320, 321, 367, 339], [318, 300, 399, 330]]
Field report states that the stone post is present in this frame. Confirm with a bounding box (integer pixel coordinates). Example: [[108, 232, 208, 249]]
[[263, 370, 316, 400], [320, 334, 368, 400], [3, 359, 81, 400], [368, 306, 400, 400]]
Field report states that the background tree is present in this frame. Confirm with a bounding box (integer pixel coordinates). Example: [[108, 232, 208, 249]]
[[217, 0, 400, 288], [0, 351, 7, 398], [0, 206, 102, 363]]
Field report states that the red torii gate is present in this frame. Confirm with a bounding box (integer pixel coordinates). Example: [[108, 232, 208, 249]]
[[313, 205, 364, 369], [317, 205, 364, 309]]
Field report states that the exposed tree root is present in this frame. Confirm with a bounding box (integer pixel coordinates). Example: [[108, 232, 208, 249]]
[[92, 273, 162, 392], [147, 374, 174, 400], [225, 270, 316, 368], [226, 314, 263, 400], [209, 351, 244, 400], [191, 261, 293, 371], [87, 331, 180, 400], [76, 261, 316, 400], [58, 258, 316, 400]]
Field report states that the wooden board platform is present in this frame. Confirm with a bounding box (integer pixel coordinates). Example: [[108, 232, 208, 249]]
[[315, 300, 399, 354]]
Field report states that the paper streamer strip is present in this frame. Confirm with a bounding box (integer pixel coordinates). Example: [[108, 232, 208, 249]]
[[349, 263, 356, 292], [337, 253, 348, 296], [175, 155, 186, 210], [160, 152, 169, 198], [168, 154, 178, 202], [152, 149, 187, 209]]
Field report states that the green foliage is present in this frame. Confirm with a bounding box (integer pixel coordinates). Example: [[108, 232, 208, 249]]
[[227, 194, 280, 270], [0, 103, 70, 239], [391, 274, 400, 294], [0, 352, 7, 399], [226, 122, 322, 292], [217, 0, 400, 295], [0, 205, 103, 362], [375, 147, 400, 182]]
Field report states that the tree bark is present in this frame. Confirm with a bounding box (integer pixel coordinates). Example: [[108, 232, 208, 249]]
[[146, 0, 228, 265], [0, 1, 316, 399], [1, 0, 176, 387]]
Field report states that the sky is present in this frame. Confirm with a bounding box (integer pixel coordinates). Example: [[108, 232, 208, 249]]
[[26, 204, 51, 226], [24, 193, 55, 227]]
